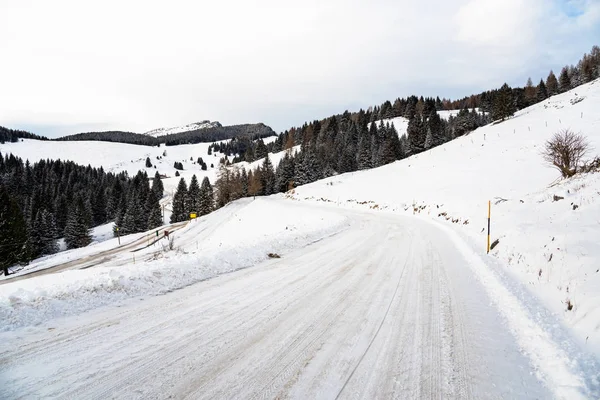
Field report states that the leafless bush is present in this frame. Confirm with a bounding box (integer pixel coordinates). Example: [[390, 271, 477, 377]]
[[542, 129, 590, 178], [579, 157, 600, 173]]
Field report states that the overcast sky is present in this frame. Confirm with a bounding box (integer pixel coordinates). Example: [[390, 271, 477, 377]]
[[1, 0, 599, 137]]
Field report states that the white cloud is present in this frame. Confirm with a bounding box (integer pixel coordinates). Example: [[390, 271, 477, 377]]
[[0, 0, 597, 136]]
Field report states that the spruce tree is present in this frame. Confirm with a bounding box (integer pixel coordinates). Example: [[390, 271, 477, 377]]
[[145, 189, 163, 230], [241, 168, 249, 197], [170, 178, 188, 223], [357, 135, 372, 170], [261, 154, 276, 195], [152, 171, 164, 199], [537, 79, 548, 101], [427, 110, 445, 147], [199, 177, 214, 216], [27, 211, 45, 259], [408, 115, 426, 153], [187, 175, 201, 215], [492, 83, 515, 122], [120, 195, 138, 235], [64, 196, 92, 249], [41, 209, 59, 255], [546, 70, 559, 96], [0, 186, 28, 275], [559, 67, 571, 93], [92, 187, 107, 226], [255, 140, 268, 159]]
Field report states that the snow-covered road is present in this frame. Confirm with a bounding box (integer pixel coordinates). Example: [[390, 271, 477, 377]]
[[0, 209, 589, 399]]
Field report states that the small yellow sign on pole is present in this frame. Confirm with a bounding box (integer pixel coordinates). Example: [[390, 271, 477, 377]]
[[190, 213, 197, 220]]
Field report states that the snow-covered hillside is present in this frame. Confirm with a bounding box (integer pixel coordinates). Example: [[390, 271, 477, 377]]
[[437, 108, 485, 120], [290, 78, 600, 354], [144, 120, 222, 137], [0, 136, 285, 213], [369, 116, 409, 137]]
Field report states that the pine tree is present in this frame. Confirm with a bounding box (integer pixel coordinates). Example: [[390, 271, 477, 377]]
[[241, 168, 249, 197], [537, 79, 548, 101], [546, 70, 559, 96], [92, 187, 107, 226], [408, 115, 426, 153], [41, 209, 59, 255], [261, 154, 276, 195], [152, 171, 164, 199], [378, 124, 398, 165], [356, 133, 372, 170], [275, 152, 295, 192], [27, 210, 45, 259], [370, 123, 381, 167], [120, 195, 138, 235], [64, 196, 92, 249], [559, 67, 571, 93], [255, 140, 268, 159], [247, 169, 263, 199], [145, 189, 163, 230], [199, 177, 214, 216], [426, 111, 445, 147], [145, 157, 152, 168], [524, 77, 536, 104], [187, 175, 201, 215], [170, 178, 188, 223], [492, 83, 515, 122], [0, 186, 28, 275]]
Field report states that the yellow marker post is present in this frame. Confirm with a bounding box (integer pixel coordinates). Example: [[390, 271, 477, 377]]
[[487, 201, 491, 254]]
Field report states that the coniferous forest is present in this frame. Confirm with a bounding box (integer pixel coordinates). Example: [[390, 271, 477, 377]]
[[0, 154, 163, 275]]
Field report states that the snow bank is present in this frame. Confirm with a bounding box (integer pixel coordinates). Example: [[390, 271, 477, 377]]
[[290, 78, 600, 354], [0, 198, 348, 331]]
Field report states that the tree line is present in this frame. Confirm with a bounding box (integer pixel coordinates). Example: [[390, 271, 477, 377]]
[[206, 45, 599, 210], [170, 175, 213, 223], [53, 123, 276, 147], [0, 126, 49, 144]]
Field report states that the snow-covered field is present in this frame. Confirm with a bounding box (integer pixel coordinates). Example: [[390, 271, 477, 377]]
[[0, 139, 224, 181], [290, 78, 600, 356]]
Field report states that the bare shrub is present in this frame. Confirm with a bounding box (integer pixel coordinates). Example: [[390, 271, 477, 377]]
[[542, 129, 590, 178]]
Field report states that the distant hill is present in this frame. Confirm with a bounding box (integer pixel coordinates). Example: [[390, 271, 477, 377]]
[[0, 126, 49, 144], [55, 122, 276, 146], [55, 130, 156, 146], [144, 120, 222, 138]]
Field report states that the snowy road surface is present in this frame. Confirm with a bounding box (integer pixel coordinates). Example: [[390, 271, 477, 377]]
[[1, 209, 582, 399]]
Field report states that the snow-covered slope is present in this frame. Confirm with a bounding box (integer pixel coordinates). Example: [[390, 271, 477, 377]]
[[291, 79, 600, 354], [437, 108, 485, 120], [144, 120, 222, 137], [370, 116, 409, 137]]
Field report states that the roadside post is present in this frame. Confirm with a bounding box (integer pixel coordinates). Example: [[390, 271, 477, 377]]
[[487, 201, 491, 254], [116, 226, 121, 245]]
